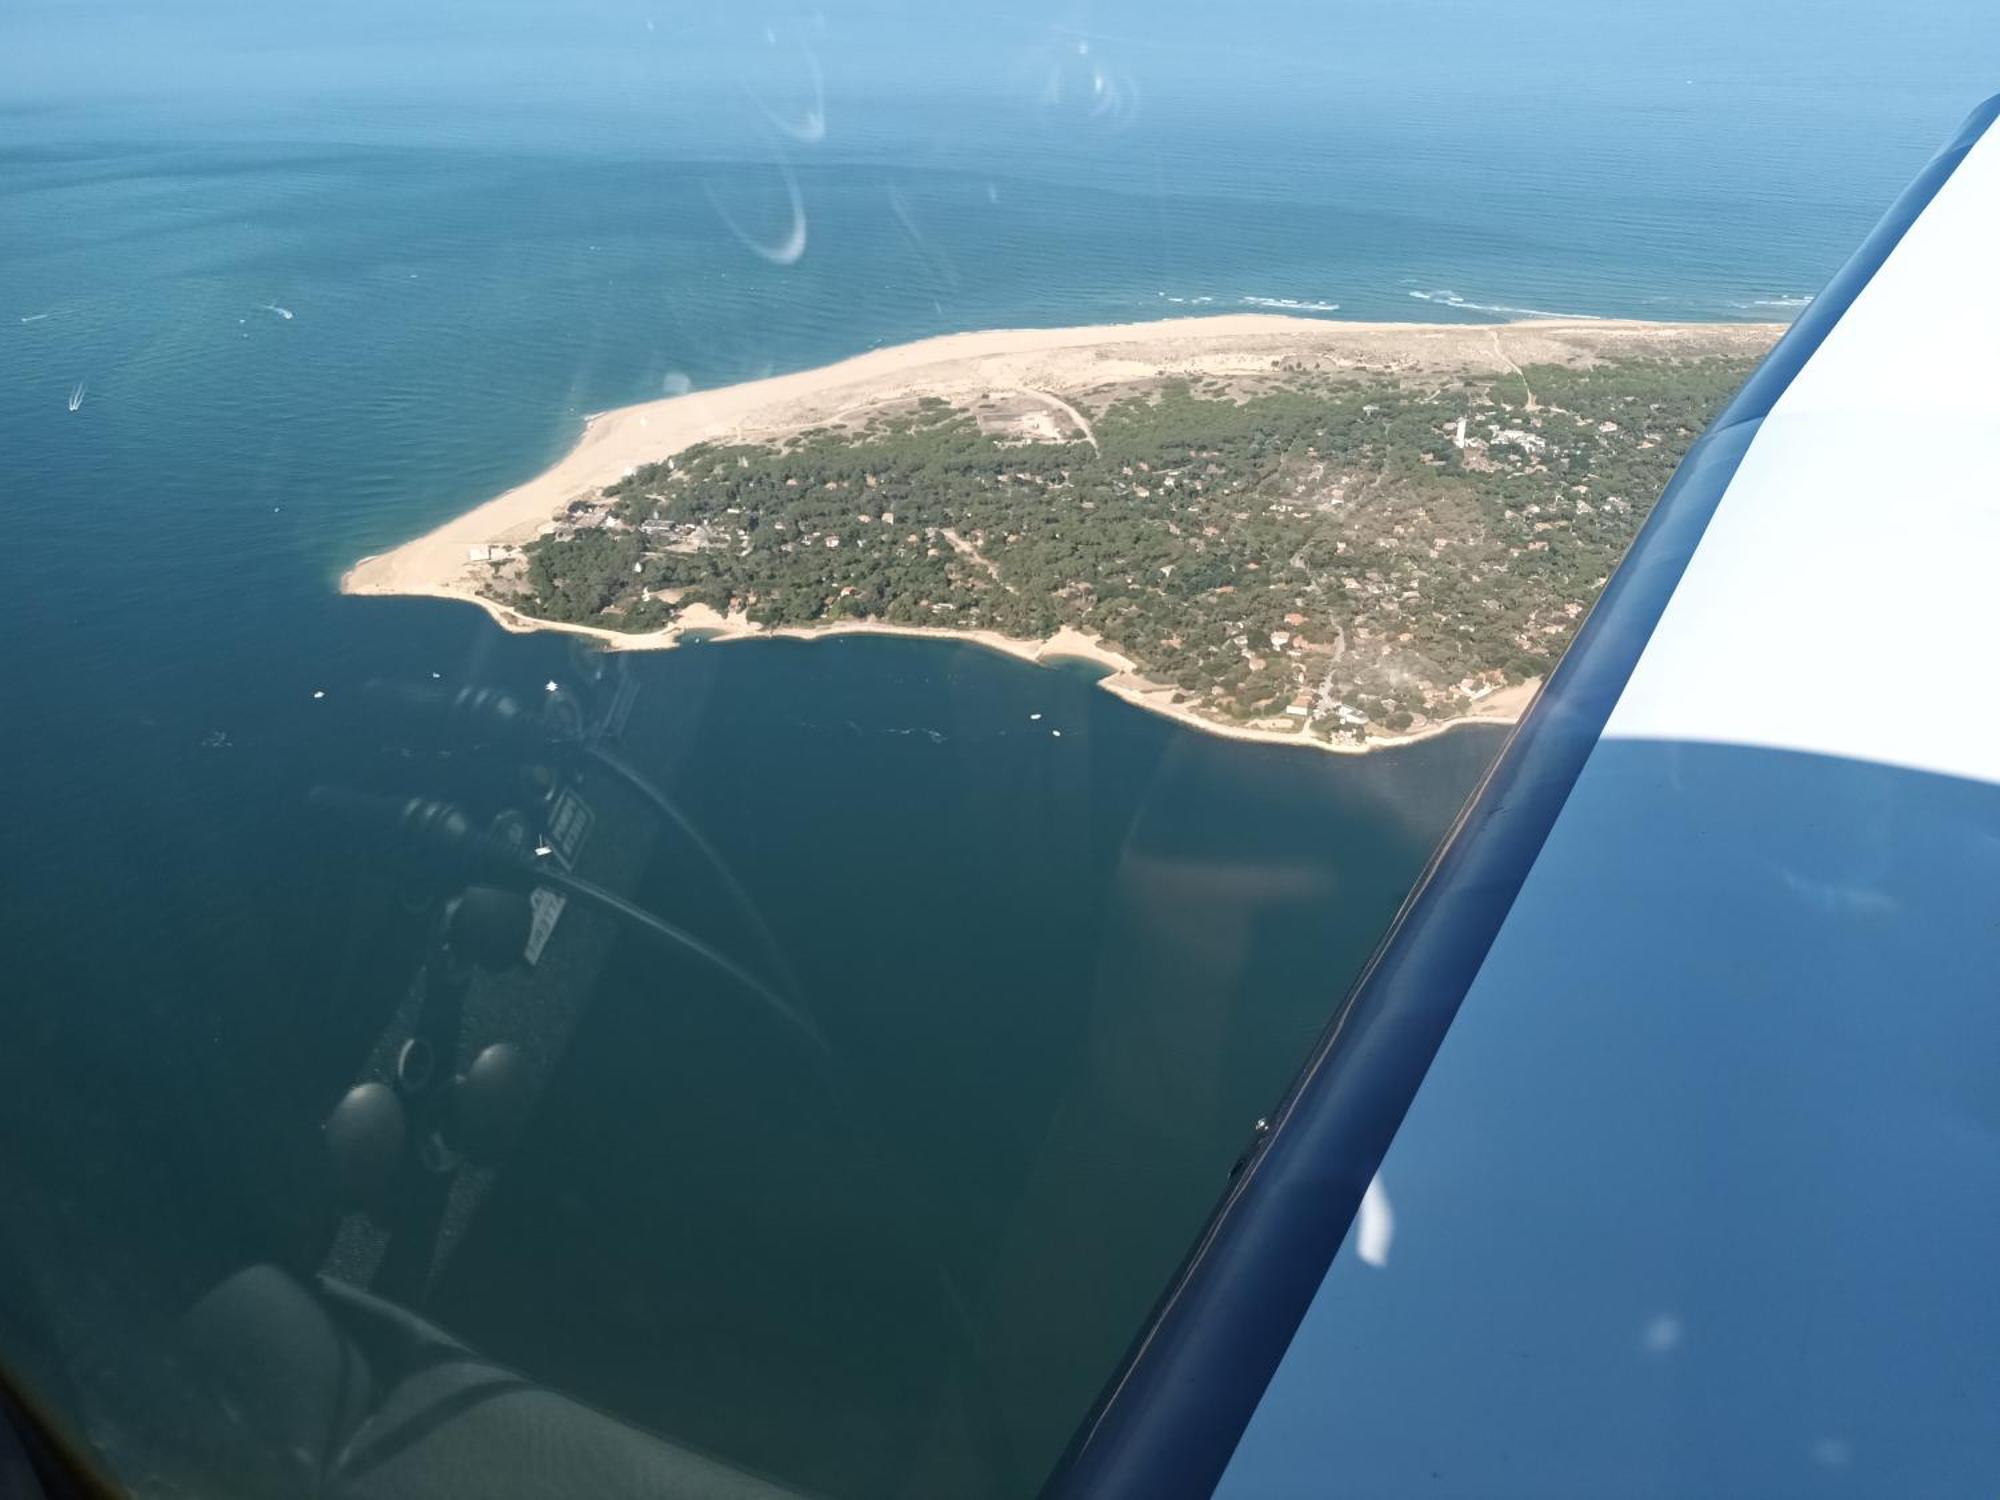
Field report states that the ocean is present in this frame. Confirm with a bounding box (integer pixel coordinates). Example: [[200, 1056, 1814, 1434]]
[[3, 3, 1997, 1494]]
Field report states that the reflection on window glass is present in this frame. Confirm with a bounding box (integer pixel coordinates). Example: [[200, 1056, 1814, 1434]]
[[3, 0, 1994, 1494]]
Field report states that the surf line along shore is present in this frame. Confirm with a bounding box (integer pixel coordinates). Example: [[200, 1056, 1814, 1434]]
[[343, 312, 1780, 752]]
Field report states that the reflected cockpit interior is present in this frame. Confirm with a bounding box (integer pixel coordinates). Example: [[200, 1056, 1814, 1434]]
[[2, 626, 1495, 1498]]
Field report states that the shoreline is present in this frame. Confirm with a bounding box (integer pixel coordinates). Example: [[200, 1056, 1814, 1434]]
[[407, 583, 1538, 756], [342, 310, 1774, 755]]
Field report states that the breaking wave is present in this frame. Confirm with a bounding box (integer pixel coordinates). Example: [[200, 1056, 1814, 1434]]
[[1407, 288, 1601, 320], [1240, 296, 1340, 312]]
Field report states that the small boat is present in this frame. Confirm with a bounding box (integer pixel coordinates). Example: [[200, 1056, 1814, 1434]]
[[67, 381, 85, 412]]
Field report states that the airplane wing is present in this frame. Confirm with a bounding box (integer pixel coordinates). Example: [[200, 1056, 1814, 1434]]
[[1048, 91, 2000, 1498]]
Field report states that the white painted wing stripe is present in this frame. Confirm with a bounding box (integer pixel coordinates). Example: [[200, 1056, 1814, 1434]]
[[1604, 122, 2000, 784]]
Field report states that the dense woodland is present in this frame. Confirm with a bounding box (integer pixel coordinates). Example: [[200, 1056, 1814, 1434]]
[[492, 354, 1754, 740]]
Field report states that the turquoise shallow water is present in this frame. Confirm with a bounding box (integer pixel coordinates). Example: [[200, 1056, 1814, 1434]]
[[3, 4, 1998, 1494]]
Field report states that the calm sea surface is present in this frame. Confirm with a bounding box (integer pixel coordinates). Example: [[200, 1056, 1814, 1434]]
[[3, 3, 1997, 1494]]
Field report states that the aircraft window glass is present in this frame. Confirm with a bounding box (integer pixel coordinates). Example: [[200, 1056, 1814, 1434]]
[[3, 2, 1993, 1495]]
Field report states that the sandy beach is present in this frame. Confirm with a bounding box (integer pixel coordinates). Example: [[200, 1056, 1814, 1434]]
[[342, 311, 1777, 752], [421, 580, 1544, 754]]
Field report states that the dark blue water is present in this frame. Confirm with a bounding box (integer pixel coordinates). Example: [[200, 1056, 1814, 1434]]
[[3, 4, 1998, 1495]]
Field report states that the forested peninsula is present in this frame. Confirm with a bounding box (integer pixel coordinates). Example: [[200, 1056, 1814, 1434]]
[[345, 316, 1778, 747]]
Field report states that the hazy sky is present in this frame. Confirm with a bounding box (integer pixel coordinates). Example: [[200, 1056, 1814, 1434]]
[[6, 0, 1999, 168]]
